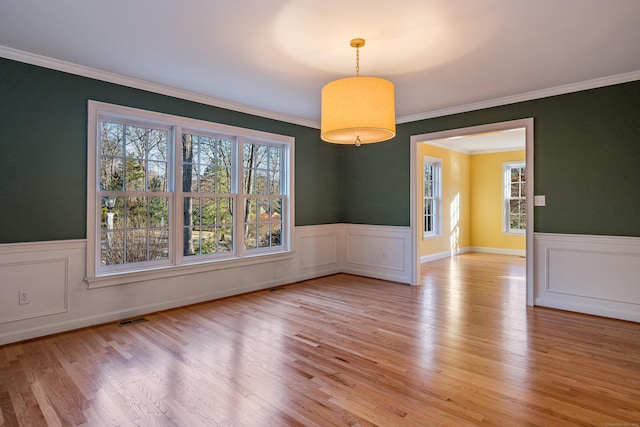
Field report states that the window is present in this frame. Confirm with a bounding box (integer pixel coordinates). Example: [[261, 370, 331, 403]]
[[87, 101, 293, 286], [423, 157, 442, 237], [503, 161, 526, 234]]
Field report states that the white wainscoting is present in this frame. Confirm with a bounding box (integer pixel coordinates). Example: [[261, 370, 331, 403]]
[[0, 224, 412, 345], [340, 224, 412, 284], [534, 233, 640, 322]]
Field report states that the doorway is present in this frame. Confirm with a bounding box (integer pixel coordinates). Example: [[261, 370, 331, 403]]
[[409, 118, 534, 306]]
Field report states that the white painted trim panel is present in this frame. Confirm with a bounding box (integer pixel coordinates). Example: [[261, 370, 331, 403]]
[[340, 224, 412, 284], [0, 225, 342, 345], [534, 233, 640, 322]]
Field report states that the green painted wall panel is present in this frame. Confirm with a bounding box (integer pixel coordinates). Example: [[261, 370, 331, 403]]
[[0, 58, 340, 243], [1, 57, 639, 242], [339, 81, 640, 237]]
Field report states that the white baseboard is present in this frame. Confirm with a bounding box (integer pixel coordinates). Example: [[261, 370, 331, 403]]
[[420, 247, 471, 264], [469, 246, 526, 257]]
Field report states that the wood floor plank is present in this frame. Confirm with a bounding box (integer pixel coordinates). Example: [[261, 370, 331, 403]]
[[1, 253, 639, 425]]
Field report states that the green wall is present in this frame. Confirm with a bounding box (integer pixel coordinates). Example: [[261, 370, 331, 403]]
[[339, 80, 640, 237], [1, 57, 639, 243], [0, 58, 341, 243]]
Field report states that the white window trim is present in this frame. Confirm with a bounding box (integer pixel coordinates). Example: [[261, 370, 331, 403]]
[[503, 161, 526, 235], [423, 156, 442, 239], [86, 100, 295, 287]]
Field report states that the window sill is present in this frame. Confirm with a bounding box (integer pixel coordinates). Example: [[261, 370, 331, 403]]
[[86, 250, 295, 289]]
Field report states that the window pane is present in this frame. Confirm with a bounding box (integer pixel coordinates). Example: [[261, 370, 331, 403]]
[[201, 198, 217, 225], [217, 167, 232, 193], [101, 231, 124, 265], [244, 143, 282, 196], [125, 229, 148, 263], [125, 159, 146, 191], [271, 222, 282, 247], [184, 227, 200, 256], [257, 198, 270, 222], [245, 223, 258, 249], [101, 196, 122, 230], [218, 198, 234, 225], [125, 126, 145, 158], [272, 199, 282, 219], [199, 226, 217, 255], [509, 199, 520, 214], [425, 181, 433, 197], [100, 122, 124, 157], [218, 226, 233, 252], [149, 197, 169, 227], [100, 158, 123, 191], [258, 224, 271, 248], [510, 215, 520, 229], [511, 184, 520, 198], [148, 161, 167, 191], [184, 197, 234, 257], [182, 134, 196, 163], [127, 197, 147, 228], [184, 134, 235, 195], [148, 229, 169, 261], [255, 169, 268, 194], [245, 198, 257, 223], [147, 129, 167, 162]]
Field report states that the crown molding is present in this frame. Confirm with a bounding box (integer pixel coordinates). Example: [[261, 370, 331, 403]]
[[3, 45, 639, 129], [0, 45, 319, 129], [397, 70, 640, 124]]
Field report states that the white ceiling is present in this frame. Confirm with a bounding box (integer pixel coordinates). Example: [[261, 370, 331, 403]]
[[426, 128, 526, 154], [1, 0, 639, 127]]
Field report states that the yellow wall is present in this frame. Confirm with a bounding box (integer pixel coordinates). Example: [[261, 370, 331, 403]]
[[418, 146, 525, 258], [470, 150, 525, 251], [418, 144, 471, 257]]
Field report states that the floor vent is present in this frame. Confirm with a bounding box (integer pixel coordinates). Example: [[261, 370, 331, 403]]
[[117, 317, 148, 326]]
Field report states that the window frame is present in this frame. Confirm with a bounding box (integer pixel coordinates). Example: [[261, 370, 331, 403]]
[[503, 161, 526, 235], [86, 101, 294, 287], [423, 156, 442, 238]]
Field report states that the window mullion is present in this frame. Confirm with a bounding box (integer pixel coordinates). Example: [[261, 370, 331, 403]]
[[235, 137, 244, 257], [173, 126, 183, 266]]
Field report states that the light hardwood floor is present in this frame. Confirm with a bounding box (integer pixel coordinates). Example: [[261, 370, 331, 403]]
[[1, 253, 639, 426]]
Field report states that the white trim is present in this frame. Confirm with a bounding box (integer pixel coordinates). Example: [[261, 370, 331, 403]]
[[0, 224, 415, 345], [340, 224, 412, 284], [410, 118, 535, 307], [469, 246, 526, 257], [0, 239, 86, 254], [0, 45, 317, 129], [420, 247, 471, 264], [87, 100, 295, 286], [2, 45, 639, 128], [86, 251, 295, 288], [422, 156, 442, 238], [398, 71, 640, 124], [503, 161, 527, 234], [534, 233, 640, 322]]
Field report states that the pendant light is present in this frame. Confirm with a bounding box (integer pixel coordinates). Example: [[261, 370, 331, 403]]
[[321, 38, 396, 146]]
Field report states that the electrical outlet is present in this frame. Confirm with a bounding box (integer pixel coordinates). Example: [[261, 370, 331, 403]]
[[19, 291, 30, 305]]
